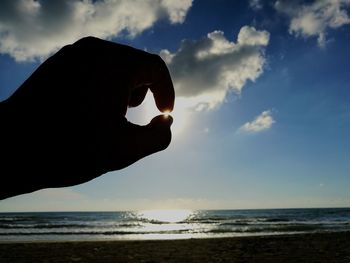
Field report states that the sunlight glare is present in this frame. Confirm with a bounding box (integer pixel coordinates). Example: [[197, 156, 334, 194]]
[[127, 92, 192, 135], [139, 209, 193, 223], [163, 110, 170, 118]]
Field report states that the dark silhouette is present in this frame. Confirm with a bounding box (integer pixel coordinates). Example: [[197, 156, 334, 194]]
[[0, 37, 174, 200]]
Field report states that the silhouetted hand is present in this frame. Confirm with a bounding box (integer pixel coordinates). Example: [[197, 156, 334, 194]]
[[0, 37, 174, 199]]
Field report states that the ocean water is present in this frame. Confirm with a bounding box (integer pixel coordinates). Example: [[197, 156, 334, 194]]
[[0, 208, 349, 242]]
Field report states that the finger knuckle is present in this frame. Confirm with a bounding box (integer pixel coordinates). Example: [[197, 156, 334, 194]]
[[73, 36, 100, 46]]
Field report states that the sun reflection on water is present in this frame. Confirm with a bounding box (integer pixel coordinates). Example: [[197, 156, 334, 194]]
[[133, 209, 197, 239], [138, 209, 193, 223]]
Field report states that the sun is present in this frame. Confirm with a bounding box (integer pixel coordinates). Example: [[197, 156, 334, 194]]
[[127, 93, 191, 135], [162, 110, 170, 118]]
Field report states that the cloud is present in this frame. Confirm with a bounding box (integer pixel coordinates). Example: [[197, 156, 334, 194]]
[[275, 0, 350, 47], [240, 110, 275, 133], [160, 26, 270, 109], [249, 0, 263, 10], [0, 0, 192, 61]]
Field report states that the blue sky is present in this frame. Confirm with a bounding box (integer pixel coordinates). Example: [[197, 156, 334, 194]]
[[1, 0, 350, 211]]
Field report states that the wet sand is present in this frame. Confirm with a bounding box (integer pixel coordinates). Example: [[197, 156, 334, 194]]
[[1, 232, 350, 262]]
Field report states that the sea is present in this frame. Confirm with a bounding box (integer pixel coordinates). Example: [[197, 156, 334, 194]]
[[1, 208, 349, 242]]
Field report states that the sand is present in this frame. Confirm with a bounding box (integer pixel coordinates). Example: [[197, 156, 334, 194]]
[[1, 232, 350, 262]]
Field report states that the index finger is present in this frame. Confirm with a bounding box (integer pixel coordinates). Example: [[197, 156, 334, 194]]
[[72, 37, 175, 112], [147, 54, 175, 113]]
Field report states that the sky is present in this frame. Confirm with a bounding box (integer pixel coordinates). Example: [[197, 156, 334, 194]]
[[1, 0, 350, 212]]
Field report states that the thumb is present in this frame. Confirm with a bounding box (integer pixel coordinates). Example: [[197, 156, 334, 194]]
[[128, 114, 173, 157], [102, 115, 173, 172]]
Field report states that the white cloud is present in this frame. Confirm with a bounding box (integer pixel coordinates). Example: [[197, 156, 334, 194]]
[[160, 26, 270, 109], [275, 0, 350, 47], [241, 110, 275, 133], [0, 0, 192, 61], [250, 0, 263, 10]]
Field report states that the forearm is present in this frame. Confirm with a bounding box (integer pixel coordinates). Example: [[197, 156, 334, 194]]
[[0, 99, 17, 199], [0, 99, 41, 199], [0, 96, 99, 200]]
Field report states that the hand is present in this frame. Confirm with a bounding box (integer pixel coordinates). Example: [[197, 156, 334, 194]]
[[0, 37, 174, 199]]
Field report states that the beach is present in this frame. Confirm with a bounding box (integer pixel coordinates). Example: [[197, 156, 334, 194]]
[[1, 232, 350, 262]]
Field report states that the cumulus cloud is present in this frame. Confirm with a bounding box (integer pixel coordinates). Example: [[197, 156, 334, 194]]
[[160, 26, 270, 109], [275, 0, 350, 47], [250, 0, 263, 10], [240, 110, 275, 133], [0, 0, 192, 61]]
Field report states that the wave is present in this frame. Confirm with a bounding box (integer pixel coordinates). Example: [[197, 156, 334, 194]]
[[0, 222, 141, 229], [1, 209, 350, 241], [0, 229, 191, 236], [2, 227, 349, 237]]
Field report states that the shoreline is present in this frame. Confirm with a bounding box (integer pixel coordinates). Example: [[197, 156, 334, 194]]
[[0, 230, 349, 244], [1, 232, 350, 262]]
